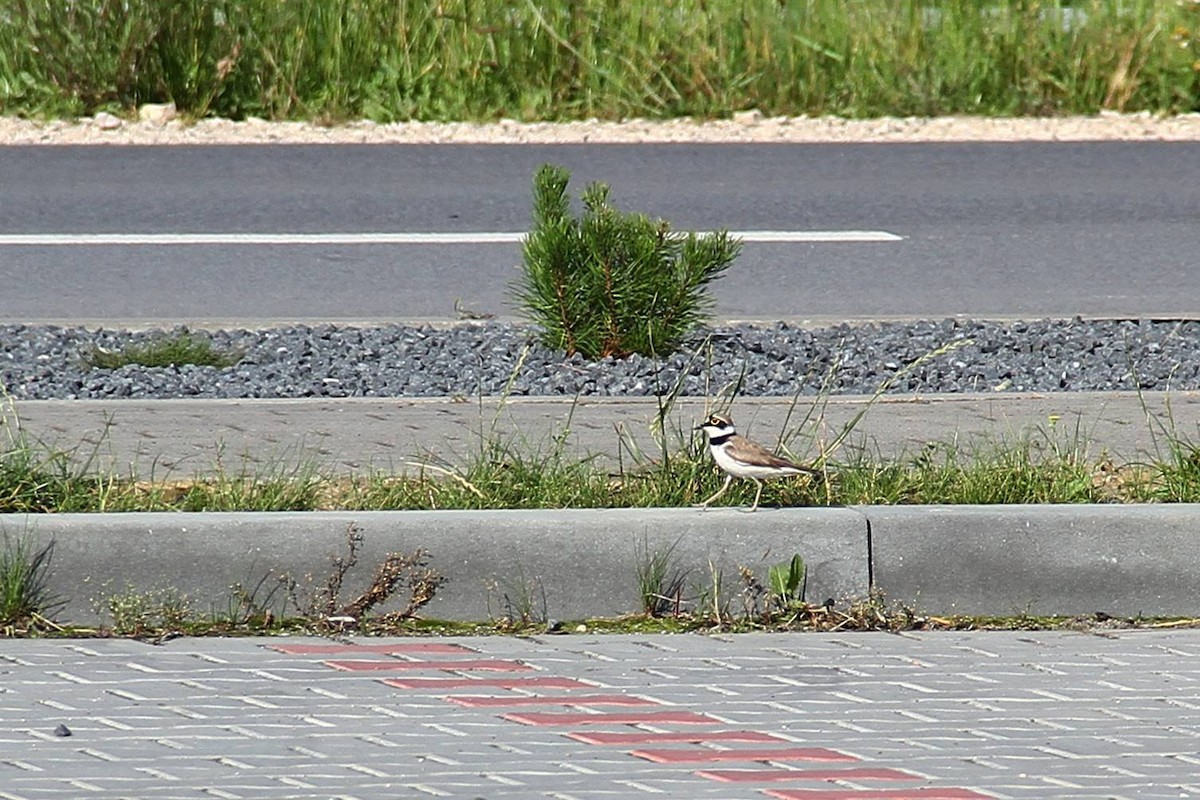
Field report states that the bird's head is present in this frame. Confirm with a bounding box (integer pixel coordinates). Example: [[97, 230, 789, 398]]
[[695, 413, 736, 438]]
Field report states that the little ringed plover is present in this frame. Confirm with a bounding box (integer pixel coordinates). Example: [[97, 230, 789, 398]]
[[695, 412, 820, 512]]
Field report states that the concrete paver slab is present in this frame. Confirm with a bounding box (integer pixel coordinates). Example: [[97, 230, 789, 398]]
[[9, 392, 1199, 477]]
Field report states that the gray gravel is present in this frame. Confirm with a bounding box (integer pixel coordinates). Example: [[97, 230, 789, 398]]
[[2, 318, 1198, 400]]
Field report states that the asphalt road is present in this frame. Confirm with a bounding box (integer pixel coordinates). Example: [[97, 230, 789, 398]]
[[1, 141, 1197, 324]]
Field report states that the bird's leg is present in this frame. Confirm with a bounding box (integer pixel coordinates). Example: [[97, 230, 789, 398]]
[[698, 474, 733, 509], [745, 478, 764, 512]]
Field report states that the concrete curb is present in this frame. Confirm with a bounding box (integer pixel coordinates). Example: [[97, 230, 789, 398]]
[[868, 504, 1200, 618], [6, 505, 1200, 626], [6, 509, 867, 626]]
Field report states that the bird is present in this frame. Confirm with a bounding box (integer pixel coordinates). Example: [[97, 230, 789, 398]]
[[694, 412, 821, 512]]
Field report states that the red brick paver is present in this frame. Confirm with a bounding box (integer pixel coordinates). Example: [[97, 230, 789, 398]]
[[765, 789, 993, 800], [267, 642, 473, 655], [504, 709, 719, 726], [325, 657, 531, 672], [382, 675, 592, 690], [446, 693, 656, 708], [631, 747, 856, 764], [569, 730, 788, 745], [698, 767, 917, 782], [292, 636, 1000, 799]]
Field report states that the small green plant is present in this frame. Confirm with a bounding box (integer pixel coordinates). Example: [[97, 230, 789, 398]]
[[517, 163, 740, 360], [487, 566, 549, 629], [694, 559, 731, 624], [635, 535, 689, 617], [103, 584, 194, 637], [217, 572, 286, 629], [102, 588, 153, 636], [84, 332, 242, 370], [768, 553, 807, 611], [0, 531, 62, 631]]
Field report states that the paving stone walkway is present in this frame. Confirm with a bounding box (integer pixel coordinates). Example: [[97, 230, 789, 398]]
[[11, 392, 1200, 477], [2, 630, 1199, 799]]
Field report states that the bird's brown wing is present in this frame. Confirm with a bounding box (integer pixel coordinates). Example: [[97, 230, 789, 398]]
[[728, 437, 821, 476]]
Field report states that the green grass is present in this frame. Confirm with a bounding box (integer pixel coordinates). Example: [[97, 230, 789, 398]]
[[83, 332, 242, 370], [0, 529, 62, 630], [0, 0, 1196, 122], [0, 417, 323, 513]]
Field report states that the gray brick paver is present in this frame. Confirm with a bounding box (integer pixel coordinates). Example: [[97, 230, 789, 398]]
[[3, 633, 1200, 798]]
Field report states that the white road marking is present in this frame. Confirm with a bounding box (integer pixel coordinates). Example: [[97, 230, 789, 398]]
[[0, 230, 902, 246]]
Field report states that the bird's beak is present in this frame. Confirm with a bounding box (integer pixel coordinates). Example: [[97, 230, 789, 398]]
[[693, 422, 705, 431]]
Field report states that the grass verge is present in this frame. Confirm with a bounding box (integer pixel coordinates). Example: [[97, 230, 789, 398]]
[[0, 0, 1196, 122], [2, 403, 1199, 513]]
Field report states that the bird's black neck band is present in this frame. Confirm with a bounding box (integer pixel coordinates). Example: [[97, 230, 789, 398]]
[[708, 433, 734, 446]]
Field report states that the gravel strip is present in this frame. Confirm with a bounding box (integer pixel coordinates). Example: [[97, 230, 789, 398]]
[[3, 319, 1199, 400], [3, 111, 1199, 145]]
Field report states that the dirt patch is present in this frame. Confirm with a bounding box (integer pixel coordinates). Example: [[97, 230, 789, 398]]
[[4, 110, 1199, 145]]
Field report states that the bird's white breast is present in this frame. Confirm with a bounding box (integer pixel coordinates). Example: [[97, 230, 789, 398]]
[[710, 442, 803, 479]]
